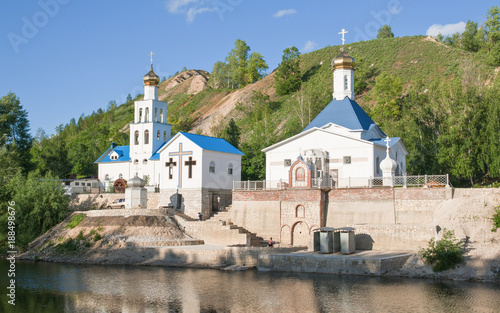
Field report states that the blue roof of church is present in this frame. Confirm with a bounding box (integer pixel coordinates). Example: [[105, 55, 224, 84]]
[[303, 97, 379, 132], [149, 142, 167, 160], [95, 146, 130, 163], [180, 132, 244, 155]]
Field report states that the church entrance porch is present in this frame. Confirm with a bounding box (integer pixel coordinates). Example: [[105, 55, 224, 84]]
[[158, 188, 233, 220]]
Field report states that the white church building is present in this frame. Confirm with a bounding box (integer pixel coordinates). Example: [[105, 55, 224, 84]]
[[263, 32, 407, 188], [95, 57, 243, 217]]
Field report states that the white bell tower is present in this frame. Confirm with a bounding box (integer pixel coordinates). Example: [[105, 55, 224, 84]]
[[332, 29, 355, 100], [129, 52, 171, 160]]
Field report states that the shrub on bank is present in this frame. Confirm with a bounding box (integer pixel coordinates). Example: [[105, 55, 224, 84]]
[[419, 229, 465, 272]]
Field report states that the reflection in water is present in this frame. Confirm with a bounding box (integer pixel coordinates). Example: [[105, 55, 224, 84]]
[[1, 260, 500, 312]]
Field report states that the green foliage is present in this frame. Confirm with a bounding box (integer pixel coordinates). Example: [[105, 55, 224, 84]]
[[377, 24, 394, 39], [93, 233, 102, 242], [31, 128, 72, 178], [221, 118, 240, 148], [66, 214, 86, 229], [89, 229, 96, 235], [209, 39, 268, 89], [492, 206, 500, 232], [55, 238, 78, 254], [0, 92, 32, 170], [0, 172, 70, 249], [274, 46, 302, 96], [461, 21, 482, 52], [420, 229, 465, 272], [370, 73, 403, 127], [485, 6, 500, 44], [76, 230, 85, 241]]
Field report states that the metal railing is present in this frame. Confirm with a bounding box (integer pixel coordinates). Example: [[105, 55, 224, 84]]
[[233, 175, 449, 191]]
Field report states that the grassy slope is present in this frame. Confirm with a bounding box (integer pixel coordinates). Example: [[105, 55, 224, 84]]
[[64, 36, 497, 176]]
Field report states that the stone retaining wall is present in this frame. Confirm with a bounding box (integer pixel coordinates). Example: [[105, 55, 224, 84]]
[[70, 193, 160, 210], [75, 208, 167, 217]]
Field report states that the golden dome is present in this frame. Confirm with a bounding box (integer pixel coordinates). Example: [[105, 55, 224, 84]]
[[332, 50, 355, 70], [143, 65, 160, 86]]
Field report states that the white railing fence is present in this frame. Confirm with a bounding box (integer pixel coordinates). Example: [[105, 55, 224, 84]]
[[233, 175, 450, 191]]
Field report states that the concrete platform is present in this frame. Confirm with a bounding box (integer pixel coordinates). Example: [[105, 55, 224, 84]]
[[131, 245, 412, 276], [259, 250, 413, 276]]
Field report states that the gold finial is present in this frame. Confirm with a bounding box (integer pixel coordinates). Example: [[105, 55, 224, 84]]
[[338, 29, 348, 49], [149, 51, 154, 66]]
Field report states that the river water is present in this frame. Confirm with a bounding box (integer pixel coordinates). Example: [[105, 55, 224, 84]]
[[1, 260, 500, 313]]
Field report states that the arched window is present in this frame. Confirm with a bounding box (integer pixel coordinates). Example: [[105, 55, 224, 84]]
[[144, 130, 149, 144], [143, 159, 148, 165], [154, 108, 158, 122], [145, 108, 149, 122], [157, 130, 160, 140], [395, 152, 398, 161], [227, 163, 233, 175], [163, 131, 167, 141], [296, 205, 305, 218], [401, 162, 403, 174], [139, 108, 143, 122], [376, 156, 380, 175], [134, 131, 139, 145], [134, 159, 139, 165], [105, 174, 109, 181], [209, 161, 216, 173], [344, 75, 348, 90], [160, 109, 163, 123], [119, 173, 123, 179]]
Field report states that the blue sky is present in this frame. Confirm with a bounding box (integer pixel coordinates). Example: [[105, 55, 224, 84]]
[[0, 0, 497, 136]]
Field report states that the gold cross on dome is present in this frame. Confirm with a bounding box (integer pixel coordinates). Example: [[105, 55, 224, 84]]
[[149, 51, 154, 65], [339, 29, 348, 46]]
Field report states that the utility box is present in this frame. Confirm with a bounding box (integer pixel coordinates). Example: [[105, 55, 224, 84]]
[[339, 227, 356, 254], [313, 227, 337, 254]]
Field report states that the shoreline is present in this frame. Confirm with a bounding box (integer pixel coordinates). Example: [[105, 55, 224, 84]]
[[17, 244, 500, 283]]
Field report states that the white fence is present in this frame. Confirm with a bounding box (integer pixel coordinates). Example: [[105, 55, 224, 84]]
[[233, 175, 450, 191]]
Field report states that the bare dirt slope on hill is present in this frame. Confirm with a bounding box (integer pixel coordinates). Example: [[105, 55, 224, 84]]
[[158, 70, 210, 101], [190, 71, 278, 136]]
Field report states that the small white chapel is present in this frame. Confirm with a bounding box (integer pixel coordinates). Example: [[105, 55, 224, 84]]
[[95, 54, 243, 217], [263, 30, 408, 188]]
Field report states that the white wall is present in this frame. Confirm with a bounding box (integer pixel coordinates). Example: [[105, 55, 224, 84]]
[[265, 130, 375, 182], [201, 150, 242, 190]]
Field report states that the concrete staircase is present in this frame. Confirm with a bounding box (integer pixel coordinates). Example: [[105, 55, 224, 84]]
[[210, 211, 265, 247]]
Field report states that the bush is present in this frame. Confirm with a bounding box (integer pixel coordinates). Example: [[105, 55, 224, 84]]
[[76, 230, 85, 241], [420, 229, 465, 272], [66, 214, 85, 229], [93, 233, 102, 242], [492, 206, 500, 232], [55, 238, 78, 254]]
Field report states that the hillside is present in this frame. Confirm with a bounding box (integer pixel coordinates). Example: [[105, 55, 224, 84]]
[[47, 35, 500, 185]]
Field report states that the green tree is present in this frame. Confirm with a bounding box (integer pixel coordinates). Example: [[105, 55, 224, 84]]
[[209, 40, 267, 89], [377, 24, 395, 39], [246, 52, 268, 84], [0, 92, 32, 170], [370, 73, 403, 127], [227, 39, 250, 88], [274, 46, 301, 96], [461, 20, 481, 52], [221, 118, 240, 148], [30, 128, 72, 178], [485, 6, 500, 45], [0, 171, 70, 249]]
